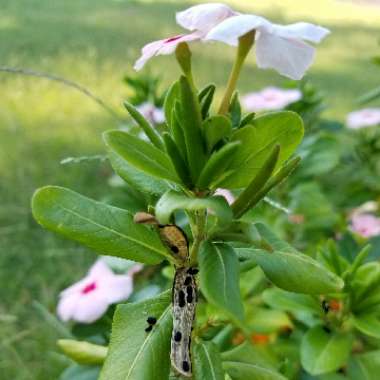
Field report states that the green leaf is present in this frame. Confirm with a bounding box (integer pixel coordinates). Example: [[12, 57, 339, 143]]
[[232, 145, 280, 218], [162, 132, 192, 188], [199, 84, 216, 120], [60, 365, 100, 380], [124, 101, 164, 150], [248, 308, 292, 333], [156, 190, 233, 228], [179, 75, 207, 181], [223, 361, 286, 380], [240, 112, 255, 128], [262, 288, 321, 315], [193, 341, 225, 380], [347, 351, 380, 380], [197, 142, 241, 189], [353, 314, 380, 339], [301, 326, 352, 375], [58, 340, 107, 365], [199, 242, 244, 323], [108, 151, 169, 195], [164, 81, 180, 128], [203, 115, 232, 152], [229, 92, 241, 129], [32, 186, 169, 264], [235, 248, 344, 294], [220, 111, 304, 188], [100, 291, 172, 380], [172, 104, 188, 162], [104, 130, 180, 183]]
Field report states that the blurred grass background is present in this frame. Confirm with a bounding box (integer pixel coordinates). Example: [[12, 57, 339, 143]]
[[0, 0, 379, 378]]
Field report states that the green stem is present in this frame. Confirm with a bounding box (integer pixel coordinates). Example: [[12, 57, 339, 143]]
[[189, 210, 206, 265], [218, 31, 255, 115]]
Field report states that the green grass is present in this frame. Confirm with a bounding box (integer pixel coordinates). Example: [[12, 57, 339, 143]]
[[0, 0, 379, 378]]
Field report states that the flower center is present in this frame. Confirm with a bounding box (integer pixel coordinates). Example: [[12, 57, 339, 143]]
[[81, 281, 97, 294], [164, 35, 183, 44]]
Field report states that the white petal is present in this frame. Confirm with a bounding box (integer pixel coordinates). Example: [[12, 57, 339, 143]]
[[256, 32, 315, 80], [102, 275, 134, 304], [205, 14, 271, 46], [89, 259, 114, 278], [134, 33, 201, 71], [346, 108, 380, 129], [57, 292, 81, 322], [214, 188, 235, 205], [71, 292, 109, 324], [272, 22, 330, 43], [176, 3, 237, 33]]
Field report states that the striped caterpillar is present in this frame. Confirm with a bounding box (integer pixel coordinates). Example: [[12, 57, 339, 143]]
[[134, 212, 197, 377]]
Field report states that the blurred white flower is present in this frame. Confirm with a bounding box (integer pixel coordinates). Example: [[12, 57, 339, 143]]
[[57, 260, 142, 324], [346, 108, 380, 129], [350, 213, 380, 238], [214, 188, 235, 205], [136, 102, 165, 125], [206, 15, 330, 80], [242, 87, 302, 112], [134, 3, 236, 70]]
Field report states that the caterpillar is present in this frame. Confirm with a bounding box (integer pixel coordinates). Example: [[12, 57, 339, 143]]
[[134, 212, 197, 377]]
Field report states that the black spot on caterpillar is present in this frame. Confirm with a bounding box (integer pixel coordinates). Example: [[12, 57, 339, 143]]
[[187, 267, 198, 275], [145, 325, 153, 333], [171, 267, 197, 378], [147, 316, 157, 325]]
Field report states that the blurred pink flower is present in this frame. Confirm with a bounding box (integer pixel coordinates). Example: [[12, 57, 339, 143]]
[[350, 213, 380, 238], [346, 108, 380, 129], [134, 3, 236, 70], [242, 87, 302, 112], [57, 260, 142, 324], [136, 102, 165, 125], [215, 188, 235, 205], [206, 16, 330, 79]]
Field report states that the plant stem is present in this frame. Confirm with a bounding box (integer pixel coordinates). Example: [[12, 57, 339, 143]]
[[218, 31, 255, 115], [189, 210, 206, 265]]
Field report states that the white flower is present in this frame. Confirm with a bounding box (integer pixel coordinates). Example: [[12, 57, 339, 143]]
[[57, 260, 141, 324], [136, 102, 165, 125], [134, 3, 236, 70], [242, 87, 302, 112], [346, 108, 380, 129], [214, 188, 235, 205], [206, 15, 330, 80]]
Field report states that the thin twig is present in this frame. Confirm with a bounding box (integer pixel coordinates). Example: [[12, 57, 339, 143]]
[[0, 66, 123, 122]]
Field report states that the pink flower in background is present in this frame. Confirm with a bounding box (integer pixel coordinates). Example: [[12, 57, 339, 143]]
[[346, 108, 380, 129], [242, 87, 302, 112], [57, 260, 142, 324], [136, 102, 165, 125], [350, 214, 380, 238], [134, 3, 236, 70], [206, 15, 330, 80], [215, 188, 235, 205]]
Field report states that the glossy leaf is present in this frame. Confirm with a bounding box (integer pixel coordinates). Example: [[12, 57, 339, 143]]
[[353, 314, 380, 339], [301, 325, 352, 375], [164, 80, 180, 128], [199, 84, 216, 119], [124, 101, 164, 150], [203, 115, 232, 152], [223, 361, 286, 380], [193, 341, 224, 380], [104, 130, 180, 183], [220, 111, 304, 188], [156, 190, 233, 228], [229, 92, 241, 129], [199, 242, 244, 323], [60, 365, 100, 380], [100, 291, 172, 380], [347, 351, 380, 380], [108, 151, 169, 195], [235, 248, 344, 294], [32, 186, 169, 264]]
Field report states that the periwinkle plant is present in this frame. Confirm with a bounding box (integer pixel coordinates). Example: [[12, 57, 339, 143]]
[[30, 3, 355, 380]]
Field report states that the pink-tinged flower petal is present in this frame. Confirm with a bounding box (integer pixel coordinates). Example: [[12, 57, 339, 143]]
[[134, 33, 201, 71], [176, 3, 238, 33], [88, 259, 115, 278], [127, 263, 144, 276], [351, 213, 380, 238], [70, 292, 109, 324], [242, 87, 302, 112], [136, 102, 165, 125], [256, 32, 315, 80], [272, 22, 330, 43], [205, 14, 271, 46], [346, 108, 380, 129], [214, 188, 235, 205], [102, 275, 133, 304], [57, 292, 82, 322]]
